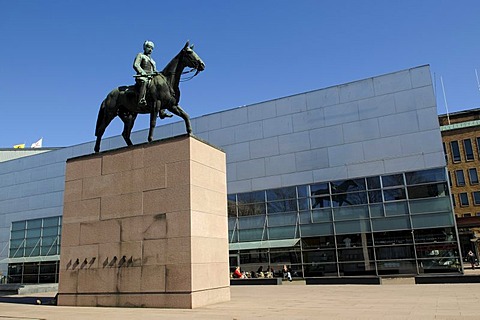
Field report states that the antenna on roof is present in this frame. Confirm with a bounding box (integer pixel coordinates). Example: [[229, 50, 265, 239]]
[[440, 76, 450, 125], [475, 69, 480, 91]]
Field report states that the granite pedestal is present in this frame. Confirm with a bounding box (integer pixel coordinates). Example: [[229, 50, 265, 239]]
[[57, 135, 230, 308]]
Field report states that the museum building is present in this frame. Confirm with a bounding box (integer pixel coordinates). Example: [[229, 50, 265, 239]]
[[0, 65, 462, 283]]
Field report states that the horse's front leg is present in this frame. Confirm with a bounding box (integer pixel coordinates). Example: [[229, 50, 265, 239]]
[[169, 105, 192, 134], [148, 101, 160, 142]]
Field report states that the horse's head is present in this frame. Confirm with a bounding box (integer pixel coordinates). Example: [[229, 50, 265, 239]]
[[181, 41, 205, 72]]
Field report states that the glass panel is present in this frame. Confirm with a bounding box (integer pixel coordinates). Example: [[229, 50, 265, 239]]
[[375, 245, 415, 260], [303, 263, 337, 277], [269, 250, 301, 264], [469, 168, 479, 184], [311, 196, 331, 209], [339, 262, 376, 276], [310, 183, 329, 196], [411, 212, 454, 228], [371, 216, 410, 231], [43, 217, 59, 228], [382, 174, 404, 187], [41, 236, 58, 247], [298, 198, 309, 211], [268, 226, 296, 240], [228, 198, 237, 217], [228, 217, 236, 230], [419, 258, 460, 273], [268, 212, 296, 227], [409, 197, 451, 214], [11, 221, 26, 231], [10, 230, 25, 240], [463, 139, 474, 161], [366, 176, 381, 189], [369, 204, 384, 217], [299, 211, 312, 224], [473, 192, 480, 205], [10, 248, 24, 258], [332, 192, 367, 207], [41, 246, 58, 255], [459, 193, 469, 206], [302, 250, 336, 263], [267, 199, 297, 213], [333, 206, 368, 220], [336, 233, 373, 247], [383, 188, 406, 201], [297, 185, 308, 198], [455, 170, 466, 186], [334, 220, 370, 234], [374, 230, 413, 245], [238, 250, 269, 264], [405, 168, 446, 185], [237, 191, 265, 204], [338, 247, 374, 261], [377, 260, 417, 275], [330, 179, 365, 193], [300, 223, 334, 237], [42, 227, 59, 237], [238, 215, 265, 229], [238, 203, 265, 216], [238, 228, 264, 241], [368, 190, 383, 204], [407, 183, 448, 199], [26, 228, 41, 238], [266, 187, 296, 201], [26, 238, 40, 247], [27, 219, 42, 229], [384, 201, 408, 216], [450, 141, 461, 162], [25, 247, 40, 256], [301, 236, 335, 249], [312, 208, 333, 222], [416, 243, 459, 259], [414, 227, 456, 243]]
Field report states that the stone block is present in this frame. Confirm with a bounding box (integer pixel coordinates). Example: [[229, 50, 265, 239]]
[[166, 160, 190, 188], [190, 211, 228, 239], [82, 174, 115, 199], [190, 185, 227, 216], [190, 161, 227, 193], [100, 192, 143, 220], [143, 137, 189, 167], [190, 138, 226, 173], [165, 263, 192, 292], [141, 265, 166, 292], [63, 179, 83, 203], [142, 239, 167, 266], [62, 198, 101, 224], [143, 164, 167, 191], [191, 263, 230, 291], [191, 286, 230, 309], [79, 219, 120, 245], [102, 149, 134, 174], [117, 267, 142, 292], [57, 294, 77, 306], [165, 211, 191, 238], [58, 270, 78, 293], [190, 236, 229, 265], [60, 222, 80, 247], [166, 236, 191, 264], [77, 269, 117, 293]]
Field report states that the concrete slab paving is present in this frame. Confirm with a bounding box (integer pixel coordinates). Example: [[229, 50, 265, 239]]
[[1, 283, 480, 319]]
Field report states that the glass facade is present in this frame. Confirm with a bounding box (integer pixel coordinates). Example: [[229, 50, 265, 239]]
[[228, 168, 462, 278], [7, 216, 62, 284]]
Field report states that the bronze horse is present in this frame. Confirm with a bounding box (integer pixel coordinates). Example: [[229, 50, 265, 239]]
[[94, 41, 205, 153]]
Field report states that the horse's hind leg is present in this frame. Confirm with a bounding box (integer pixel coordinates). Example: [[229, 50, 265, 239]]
[[94, 100, 116, 152], [119, 111, 137, 146]]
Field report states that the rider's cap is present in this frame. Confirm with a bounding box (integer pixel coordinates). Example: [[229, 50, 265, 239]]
[[144, 40, 155, 50]]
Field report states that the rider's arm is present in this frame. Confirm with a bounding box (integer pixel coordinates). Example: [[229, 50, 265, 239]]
[[133, 53, 147, 75]]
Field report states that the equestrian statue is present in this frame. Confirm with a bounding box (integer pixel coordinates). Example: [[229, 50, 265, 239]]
[[94, 40, 205, 153]]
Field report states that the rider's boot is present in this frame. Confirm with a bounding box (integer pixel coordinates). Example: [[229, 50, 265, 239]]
[[138, 81, 147, 107], [159, 109, 173, 119]]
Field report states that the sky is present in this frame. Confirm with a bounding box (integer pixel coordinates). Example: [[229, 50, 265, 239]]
[[1, 1, 479, 148]]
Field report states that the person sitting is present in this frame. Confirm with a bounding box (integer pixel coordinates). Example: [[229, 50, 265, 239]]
[[233, 266, 243, 278]]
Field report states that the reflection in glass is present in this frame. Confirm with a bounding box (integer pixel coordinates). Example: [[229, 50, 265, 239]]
[[337, 247, 374, 262], [383, 188, 406, 201], [405, 168, 445, 185], [303, 249, 336, 263], [268, 212, 297, 227], [375, 245, 415, 259], [311, 196, 331, 209], [268, 226, 297, 240], [301, 236, 335, 249], [312, 209, 332, 222], [266, 187, 296, 201], [330, 179, 365, 193], [303, 263, 337, 277], [267, 199, 297, 213], [367, 176, 381, 189], [377, 260, 416, 275], [332, 192, 368, 207], [368, 190, 383, 203], [384, 201, 408, 216], [339, 262, 376, 276], [407, 183, 447, 199], [237, 190, 265, 204], [333, 206, 368, 220], [382, 174, 404, 187], [373, 230, 413, 245]]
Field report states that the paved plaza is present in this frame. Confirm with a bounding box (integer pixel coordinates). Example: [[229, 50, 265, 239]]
[[1, 281, 480, 320]]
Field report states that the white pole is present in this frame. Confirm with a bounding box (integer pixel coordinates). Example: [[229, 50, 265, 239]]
[[475, 69, 480, 91], [440, 76, 450, 125]]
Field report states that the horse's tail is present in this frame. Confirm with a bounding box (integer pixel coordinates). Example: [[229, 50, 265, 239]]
[[95, 98, 107, 137]]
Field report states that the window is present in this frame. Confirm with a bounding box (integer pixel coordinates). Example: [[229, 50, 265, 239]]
[[473, 192, 480, 206], [448, 171, 453, 187], [468, 168, 479, 185], [443, 142, 448, 163], [451, 194, 456, 207], [450, 141, 461, 162], [477, 137, 480, 158], [463, 139, 474, 161], [464, 213, 472, 217], [455, 170, 465, 186], [459, 193, 469, 206]]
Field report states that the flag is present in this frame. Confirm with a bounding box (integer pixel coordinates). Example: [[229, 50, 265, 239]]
[[31, 138, 43, 149], [13, 144, 25, 149]]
